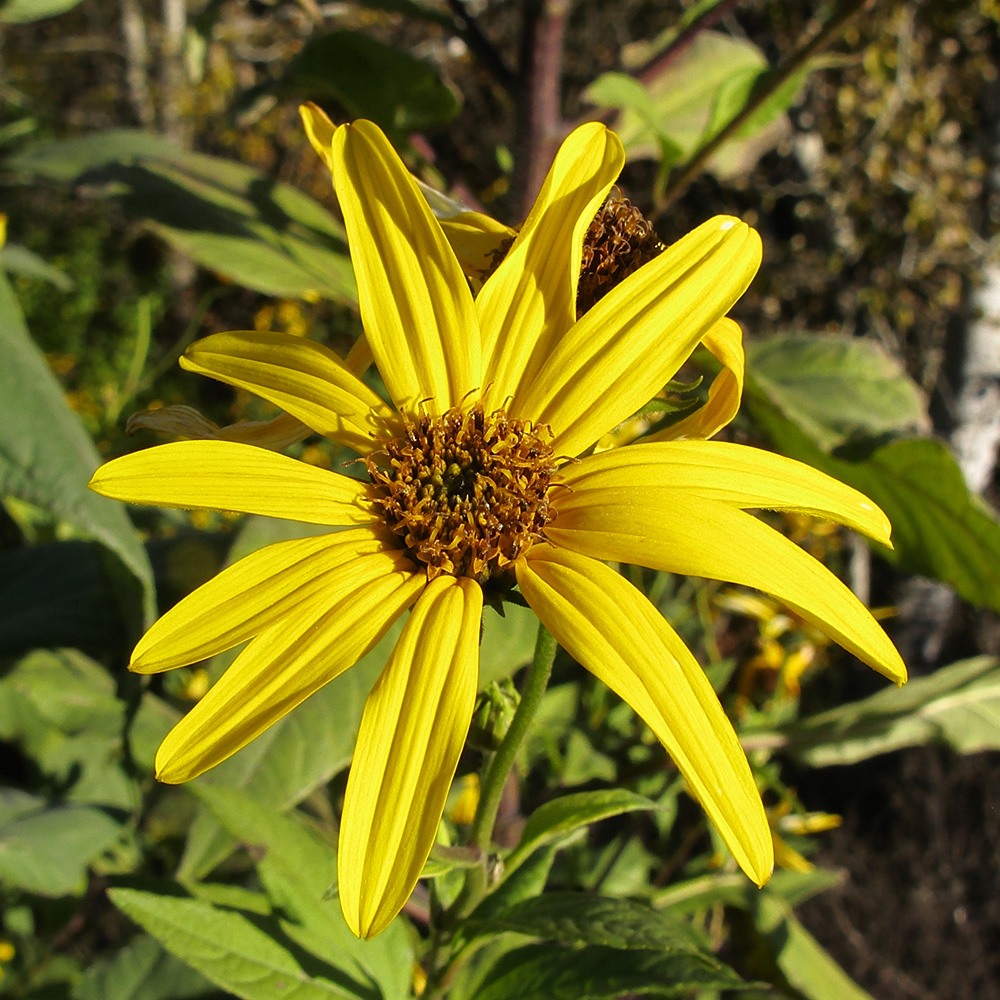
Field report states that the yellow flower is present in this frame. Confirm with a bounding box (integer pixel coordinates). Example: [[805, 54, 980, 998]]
[[89, 118, 906, 938]]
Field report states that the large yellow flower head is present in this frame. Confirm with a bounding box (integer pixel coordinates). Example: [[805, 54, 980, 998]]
[[90, 116, 906, 939]]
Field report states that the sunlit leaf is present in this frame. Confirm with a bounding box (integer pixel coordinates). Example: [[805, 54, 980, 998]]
[[0, 0, 86, 22], [0, 271, 154, 625]]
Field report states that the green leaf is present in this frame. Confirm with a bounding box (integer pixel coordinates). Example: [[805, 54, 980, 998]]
[[194, 786, 411, 1000], [0, 0, 86, 22], [7, 132, 356, 302], [754, 655, 1000, 766], [480, 603, 541, 687], [284, 31, 459, 135], [747, 334, 927, 449], [0, 792, 121, 896], [0, 271, 154, 624], [746, 889, 876, 1000], [505, 790, 660, 874], [108, 889, 369, 1000], [746, 394, 1000, 614], [0, 241, 74, 290], [584, 32, 771, 173], [468, 893, 706, 955], [72, 934, 222, 1000], [473, 943, 747, 1000]]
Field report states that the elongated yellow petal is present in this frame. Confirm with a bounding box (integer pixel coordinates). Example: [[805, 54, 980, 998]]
[[649, 316, 745, 442], [556, 440, 892, 544], [300, 101, 337, 173], [480, 123, 624, 409], [131, 529, 408, 672], [516, 545, 772, 885], [331, 120, 481, 413], [181, 331, 395, 453], [339, 576, 482, 939], [89, 440, 376, 526], [155, 565, 424, 783], [439, 211, 517, 282], [514, 217, 761, 458], [546, 489, 906, 683]]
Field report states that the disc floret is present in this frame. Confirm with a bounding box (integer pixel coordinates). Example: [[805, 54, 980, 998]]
[[367, 404, 557, 583]]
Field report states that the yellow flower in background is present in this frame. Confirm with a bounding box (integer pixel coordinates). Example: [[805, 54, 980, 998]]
[[89, 117, 906, 938]]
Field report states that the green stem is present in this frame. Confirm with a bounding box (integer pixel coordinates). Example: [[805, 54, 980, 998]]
[[463, 620, 557, 913]]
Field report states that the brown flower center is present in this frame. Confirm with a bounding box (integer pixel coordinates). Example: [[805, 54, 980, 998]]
[[577, 193, 664, 317], [366, 404, 557, 583]]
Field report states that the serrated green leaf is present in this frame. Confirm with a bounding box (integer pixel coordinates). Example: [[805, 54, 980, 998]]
[[7, 132, 355, 302], [0, 794, 121, 896], [72, 934, 222, 1000], [505, 790, 660, 875], [285, 31, 459, 135], [753, 655, 1000, 765], [474, 943, 747, 1000], [468, 892, 706, 955], [109, 889, 371, 1000], [746, 394, 1000, 613], [747, 335, 927, 449], [0, 272, 154, 625]]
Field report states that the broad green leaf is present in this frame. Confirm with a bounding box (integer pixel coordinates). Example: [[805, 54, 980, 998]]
[[750, 655, 1000, 766], [284, 31, 459, 135], [469, 846, 557, 924], [194, 785, 411, 1000], [468, 893, 705, 955], [585, 31, 788, 177], [747, 889, 876, 1000], [0, 0, 85, 22], [504, 789, 660, 875], [747, 394, 1000, 614], [0, 792, 121, 896], [0, 271, 154, 623], [72, 934, 221, 1000], [0, 241, 74, 289], [473, 943, 748, 1000], [747, 334, 927, 449], [109, 889, 367, 1000], [6, 132, 356, 302]]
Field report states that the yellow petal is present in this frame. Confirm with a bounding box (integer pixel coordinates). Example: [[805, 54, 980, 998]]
[[339, 576, 482, 938], [299, 101, 336, 173], [331, 120, 481, 414], [88, 440, 376, 526], [514, 216, 761, 458], [181, 331, 395, 453], [127, 405, 313, 451], [556, 440, 892, 544], [546, 489, 907, 683], [480, 123, 624, 409], [516, 545, 773, 885], [439, 211, 517, 282], [131, 529, 408, 672], [155, 564, 424, 783], [647, 316, 745, 442]]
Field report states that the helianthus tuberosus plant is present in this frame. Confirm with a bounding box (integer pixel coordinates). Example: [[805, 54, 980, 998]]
[[89, 116, 906, 942]]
